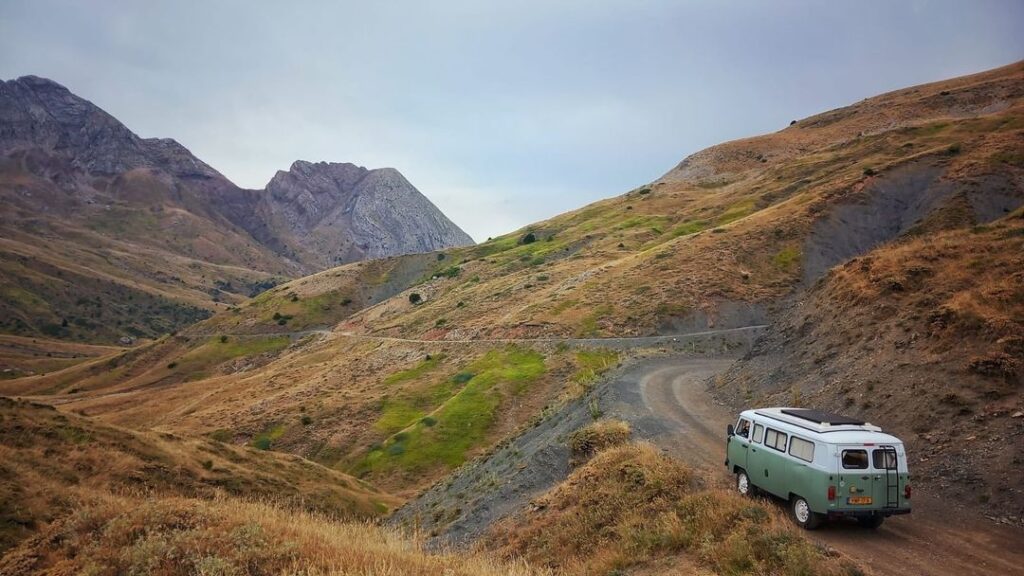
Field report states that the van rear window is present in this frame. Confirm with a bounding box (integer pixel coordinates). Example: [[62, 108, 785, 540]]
[[873, 449, 897, 470], [842, 450, 868, 469], [789, 436, 814, 462], [764, 428, 787, 452]]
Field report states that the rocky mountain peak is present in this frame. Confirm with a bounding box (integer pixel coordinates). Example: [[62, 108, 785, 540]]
[[0, 75, 221, 179]]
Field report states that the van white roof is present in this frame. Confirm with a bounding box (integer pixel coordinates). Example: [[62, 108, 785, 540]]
[[742, 407, 904, 444]]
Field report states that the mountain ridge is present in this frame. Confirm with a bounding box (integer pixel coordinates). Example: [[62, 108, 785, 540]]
[[0, 75, 473, 343]]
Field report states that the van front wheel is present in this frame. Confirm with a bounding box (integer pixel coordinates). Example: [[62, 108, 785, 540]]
[[791, 496, 823, 530], [736, 470, 752, 497]]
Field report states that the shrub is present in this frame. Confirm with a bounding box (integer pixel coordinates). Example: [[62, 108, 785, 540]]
[[569, 420, 631, 465], [167, 362, 178, 369], [947, 143, 962, 155], [521, 232, 537, 244], [201, 459, 214, 470], [219, 335, 229, 343], [637, 187, 652, 195], [408, 293, 422, 305], [421, 416, 437, 427], [301, 415, 313, 426], [340, 298, 353, 306], [863, 167, 877, 176], [437, 253, 446, 261]]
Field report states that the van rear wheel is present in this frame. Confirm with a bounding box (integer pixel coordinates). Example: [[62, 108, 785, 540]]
[[791, 496, 823, 530]]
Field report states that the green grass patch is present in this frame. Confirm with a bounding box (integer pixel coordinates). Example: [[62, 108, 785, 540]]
[[374, 399, 426, 434], [355, 347, 546, 475], [251, 424, 285, 450], [772, 246, 801, 271], [716, 198, 757, 225], [551, 299, 578, 315], [171, 336, 290, 380], [577, 304, 613, 337], [670, 220, 709, 238], [572, 349, 619, 385]]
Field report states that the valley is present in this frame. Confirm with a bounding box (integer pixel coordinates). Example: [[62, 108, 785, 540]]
[[1, 61, 1022, 575]]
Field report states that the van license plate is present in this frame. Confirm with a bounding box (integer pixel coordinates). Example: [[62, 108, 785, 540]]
[[848, 497, 873, 505]]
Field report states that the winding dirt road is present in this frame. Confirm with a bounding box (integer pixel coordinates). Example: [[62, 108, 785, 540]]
[[608, 358, 1024, 576]]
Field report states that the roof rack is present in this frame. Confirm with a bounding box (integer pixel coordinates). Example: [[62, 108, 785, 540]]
[[752, 407, 882, 434], [780, 408, 865, 426]]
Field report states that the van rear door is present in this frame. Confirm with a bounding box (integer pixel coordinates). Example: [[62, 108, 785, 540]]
[[838, 447, 873, 508]]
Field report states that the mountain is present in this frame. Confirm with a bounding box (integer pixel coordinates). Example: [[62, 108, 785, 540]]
[[0, 76, 472, 344]]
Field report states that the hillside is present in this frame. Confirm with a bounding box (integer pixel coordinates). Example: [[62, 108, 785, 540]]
[[0, 76, 472, 343], [3, 61, 1023, 574], [7, 62, 1022, 499], [715, 208, 1024, 519], [0, 397, 396, 553]]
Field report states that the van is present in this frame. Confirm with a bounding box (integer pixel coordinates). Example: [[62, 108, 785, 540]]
[[725, 407, 911, 529]]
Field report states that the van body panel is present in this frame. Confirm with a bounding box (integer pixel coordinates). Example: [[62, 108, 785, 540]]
[[726, 407, 912, 518]]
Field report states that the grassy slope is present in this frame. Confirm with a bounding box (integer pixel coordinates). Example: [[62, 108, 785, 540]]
[[0, 398, 397, 554], [0, 334, 122, 379], [492, 443, 861, 576]]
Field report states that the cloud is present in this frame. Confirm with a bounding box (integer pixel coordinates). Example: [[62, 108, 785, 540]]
[[2, 0, 1022, 240]]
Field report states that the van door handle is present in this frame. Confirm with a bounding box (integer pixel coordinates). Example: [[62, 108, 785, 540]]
[[751, 448, 757, 452]]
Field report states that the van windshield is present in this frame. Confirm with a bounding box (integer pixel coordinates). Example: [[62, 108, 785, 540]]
[[841, 449, 868, 469]]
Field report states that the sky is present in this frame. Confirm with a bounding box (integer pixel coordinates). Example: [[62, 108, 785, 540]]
[[1, 1, 1022, 241]]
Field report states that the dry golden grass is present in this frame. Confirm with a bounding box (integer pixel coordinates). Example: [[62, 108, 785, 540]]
[[0, 397, 397, 555], [492, 443, 861, 576], [0, 493, 541, 576]]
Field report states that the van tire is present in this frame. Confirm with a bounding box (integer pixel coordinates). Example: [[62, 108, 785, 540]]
[[791, 496, 823, 530], [736, 470, 752, 497], [858, 515, 885, 529]]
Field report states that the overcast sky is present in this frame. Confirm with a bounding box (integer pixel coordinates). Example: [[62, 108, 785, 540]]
[[2, 1, 1022, 241]]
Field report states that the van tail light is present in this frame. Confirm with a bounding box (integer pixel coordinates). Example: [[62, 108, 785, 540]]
[[904, 484, 912, 499], [828, 485, 836, 501]]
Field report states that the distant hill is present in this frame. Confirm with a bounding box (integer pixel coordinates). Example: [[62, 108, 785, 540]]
[[0, 76, 472, 343]]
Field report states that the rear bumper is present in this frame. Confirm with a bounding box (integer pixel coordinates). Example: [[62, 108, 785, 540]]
[[828, 508, 911, 519]]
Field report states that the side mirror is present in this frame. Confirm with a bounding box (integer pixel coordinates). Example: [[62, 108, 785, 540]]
[[727, 424, 734, 437]]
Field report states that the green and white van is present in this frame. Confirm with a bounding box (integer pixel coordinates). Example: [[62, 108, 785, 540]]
[[725, 407, 911, 529]]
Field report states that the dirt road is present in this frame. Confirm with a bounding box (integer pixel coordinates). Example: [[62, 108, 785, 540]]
[[608, 358, 1024, 576]]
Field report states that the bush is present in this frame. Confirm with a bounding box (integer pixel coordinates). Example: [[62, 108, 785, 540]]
[[219, 335, 229, 343], [341, 298, 353, 306], [521, 232, 537, 244], [569, 420, 631, 465], [167, 362, 178, 369], [863, 167, 877, 176], [409, 293, 422, 305], [300, 415, 313, 426], [947, 143, 962, 155]]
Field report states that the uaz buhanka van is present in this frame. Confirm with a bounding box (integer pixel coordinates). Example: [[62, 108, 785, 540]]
[[726, 407, 911, 529]]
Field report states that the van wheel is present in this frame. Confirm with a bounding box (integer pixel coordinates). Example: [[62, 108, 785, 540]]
[[736, 470, 752, 497], [791, 496, 823, 530], [858, 515, 885, 529]]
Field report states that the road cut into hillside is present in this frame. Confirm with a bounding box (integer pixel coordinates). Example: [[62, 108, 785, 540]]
[[610, 357, 1024, 576]]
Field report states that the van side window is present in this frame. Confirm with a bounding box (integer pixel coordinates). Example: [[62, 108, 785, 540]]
[[764, 428, 787, 452], [842, 449, 869, 469], [736, 418, 751, 439], [789, 436, 814, 462], [872, 449, 897, 470], [751, 423, 764, 444]]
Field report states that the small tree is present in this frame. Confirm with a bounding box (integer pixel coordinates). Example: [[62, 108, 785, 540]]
[[409, 293, 422, 305]]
